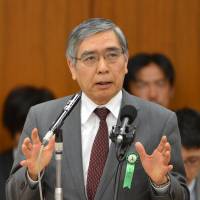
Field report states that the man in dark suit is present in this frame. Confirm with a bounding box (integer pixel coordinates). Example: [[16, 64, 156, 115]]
[[6, 18, 189, 200], [0, 86, 54, 200], [0, 149, 13, 200], [123, 53, 175, 108], [176, 108, 200, 200]]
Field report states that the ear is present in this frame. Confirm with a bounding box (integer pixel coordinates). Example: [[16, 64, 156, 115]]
[[124, 54, 129, 74], [67, 57, 77, 80]]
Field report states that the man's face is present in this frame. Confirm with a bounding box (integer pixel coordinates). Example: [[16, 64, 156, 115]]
[[68, 30, 128, 105], [181, 147, 200, 184], [129, 63, 173, 108]]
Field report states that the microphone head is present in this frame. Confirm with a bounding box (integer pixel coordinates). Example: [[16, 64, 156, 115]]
[[120, 105, 137, 124]]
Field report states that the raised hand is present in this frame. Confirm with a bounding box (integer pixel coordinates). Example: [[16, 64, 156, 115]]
[[135, 136, 173, 185], [20, 128, 55, 180]]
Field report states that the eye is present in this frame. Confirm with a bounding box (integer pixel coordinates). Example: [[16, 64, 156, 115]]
[[106, 51, 120, 59], [156, 80, 167, 87], [83, 55, 96, 61], [189, 157, 199, 163], [135, 81, 148, 89]]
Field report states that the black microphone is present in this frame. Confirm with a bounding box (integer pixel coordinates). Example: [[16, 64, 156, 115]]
[[42, 93, 81, 146], [116, 105, 137, 144], [119, 105, 137, 135]]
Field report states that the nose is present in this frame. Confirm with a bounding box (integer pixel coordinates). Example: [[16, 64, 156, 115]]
[[148, 85, 158, 101], [96, 56, 109, 73]]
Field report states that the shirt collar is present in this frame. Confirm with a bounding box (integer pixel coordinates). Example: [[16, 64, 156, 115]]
[[188, 178, 196, 193], [81, 91, 122, 124]]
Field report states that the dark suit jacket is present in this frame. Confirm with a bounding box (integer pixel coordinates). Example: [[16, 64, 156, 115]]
[[0, 149, 13, 200], [195, 174, 200, 200], [6, 91, 189, 200]]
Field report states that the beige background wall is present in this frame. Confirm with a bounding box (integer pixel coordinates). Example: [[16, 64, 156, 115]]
[[0, 0, 200, 151]]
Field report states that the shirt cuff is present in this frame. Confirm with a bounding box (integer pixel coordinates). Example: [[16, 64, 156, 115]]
[[26, 170, 44, 187], [150, 175, 170, 194]]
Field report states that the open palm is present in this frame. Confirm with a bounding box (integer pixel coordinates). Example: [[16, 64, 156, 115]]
[[135, 136, 173, 185], [20, 128, 55, 180]]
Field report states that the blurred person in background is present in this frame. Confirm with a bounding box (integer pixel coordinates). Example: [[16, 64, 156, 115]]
[[176, 108, 200, 200], [123, 53, 175, 108], [0, 85, 55, 200]]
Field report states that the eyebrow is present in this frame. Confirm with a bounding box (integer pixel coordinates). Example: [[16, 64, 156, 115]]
[[80, 47, 121, 57], [105, 47, 121, 51], [134, 78, 168, 83], [80, 51, 96, 58]]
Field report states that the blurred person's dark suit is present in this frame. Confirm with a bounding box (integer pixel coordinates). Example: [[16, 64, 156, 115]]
[[0, 149, 13, 200], [1, 86, 55, 200], [176, 108, 200, 200], [196, 175, 200, 200]]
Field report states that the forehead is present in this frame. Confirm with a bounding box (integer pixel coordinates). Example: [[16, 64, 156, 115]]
[[135, 63, 167, 82], [182, 147, 200, 157], [77, 30, 121, 55]]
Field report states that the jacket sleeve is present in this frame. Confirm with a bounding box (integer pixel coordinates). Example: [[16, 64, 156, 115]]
[[150, 112, 190, 200], [6, 108, 41, 200]]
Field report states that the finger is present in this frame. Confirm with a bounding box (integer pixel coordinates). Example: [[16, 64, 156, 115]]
[[23, 137, 31, 146], [135, 142, 147, 160], [157, 136, 167, 152], [27, 142, 33, 151], [162, 142, 171, 155], [168, 164, 173, 172], [20, 159, 32, 168], [20, 160, 28, 167], [45, 135, 55, 152], [23, 137, 33, 151], [31, 142, 42, 159], [161, 165, 173, 179], [163, 150, 171, 165], [163, 164, 173, 175], [31, 128, 41, 145], [21, 137, 32, 157], [22, 144, 32, 159]]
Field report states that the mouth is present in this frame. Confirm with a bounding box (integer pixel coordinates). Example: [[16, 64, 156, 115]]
[[95, 81, 112, 89]]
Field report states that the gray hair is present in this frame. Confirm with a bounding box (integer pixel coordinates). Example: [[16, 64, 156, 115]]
[[66, 18, 128, 64]]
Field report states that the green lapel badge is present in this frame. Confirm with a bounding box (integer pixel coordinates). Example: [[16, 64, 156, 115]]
[[123, 153, 138, 189]]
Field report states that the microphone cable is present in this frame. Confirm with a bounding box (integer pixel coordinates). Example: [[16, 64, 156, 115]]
[[37, 145, 45, 200]]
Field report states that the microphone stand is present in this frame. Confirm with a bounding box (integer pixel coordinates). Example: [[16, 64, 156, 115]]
[[55, 128, 63, 200], [110, 125, 136, 200], [36, 93, 81, 200]]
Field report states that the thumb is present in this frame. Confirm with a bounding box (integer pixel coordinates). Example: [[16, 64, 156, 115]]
[[135, 142, 147, 160]]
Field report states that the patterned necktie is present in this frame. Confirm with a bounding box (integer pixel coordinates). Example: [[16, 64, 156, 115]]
[[86, 107, 110, 200]]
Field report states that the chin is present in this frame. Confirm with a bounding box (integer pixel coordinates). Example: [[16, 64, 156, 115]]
[[95, 94, 113, 105]]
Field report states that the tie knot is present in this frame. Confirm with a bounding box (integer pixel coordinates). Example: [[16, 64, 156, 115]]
[[94, 107, 110, 121]]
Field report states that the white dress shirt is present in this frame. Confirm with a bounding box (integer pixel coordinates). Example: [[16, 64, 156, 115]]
[[188, 179, 196, 200], [81, 91, 122, 185]]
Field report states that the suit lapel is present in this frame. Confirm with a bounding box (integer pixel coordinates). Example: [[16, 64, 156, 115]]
[[62, 100, 87, 200], [195, 175, 200, 200], [95, 90, 141, 200]]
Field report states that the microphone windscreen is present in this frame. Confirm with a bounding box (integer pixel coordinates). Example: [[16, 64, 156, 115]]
[[120, 105, 137, 124]]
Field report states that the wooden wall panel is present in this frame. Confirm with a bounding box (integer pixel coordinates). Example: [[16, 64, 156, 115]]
[[173, 0, 200, 109], [92, 0, 200, 110], [0, 0, 200, 151], [0, 0, 90, 151]]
